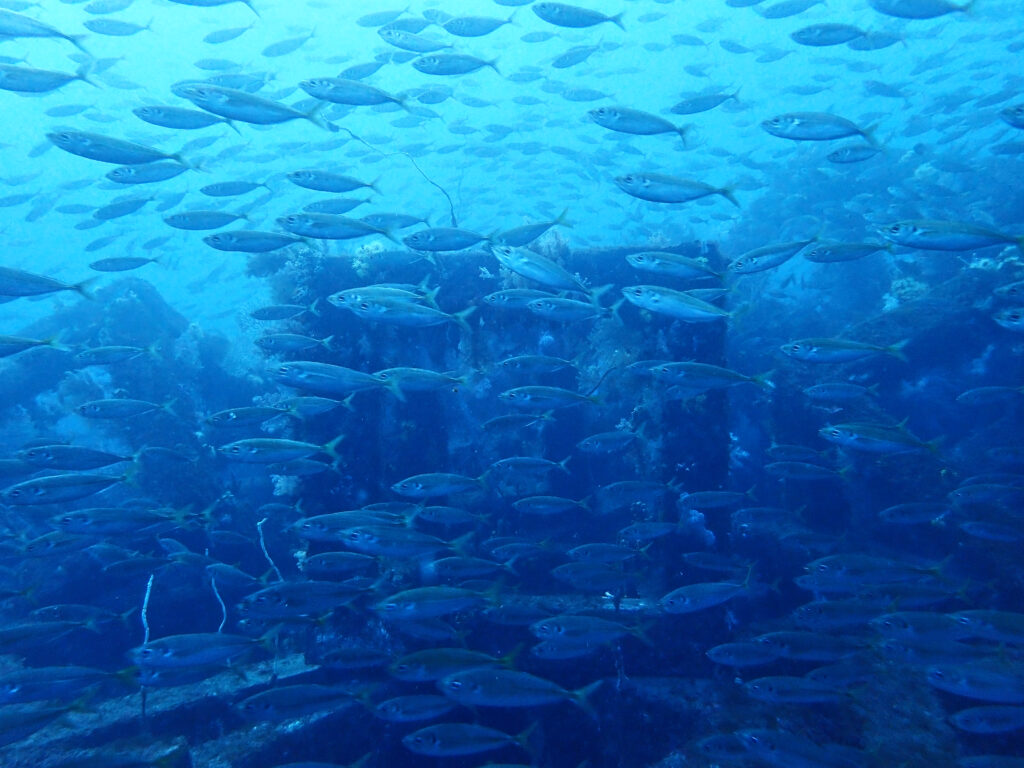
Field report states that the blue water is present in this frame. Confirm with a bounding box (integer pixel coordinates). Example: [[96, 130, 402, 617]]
[[0, 0, 1022, 766]]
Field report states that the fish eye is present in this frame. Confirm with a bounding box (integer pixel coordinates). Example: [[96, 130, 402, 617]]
[[359, 302, 369, 310], [830, 429, 841, 437], [447, 680, 462, 690]]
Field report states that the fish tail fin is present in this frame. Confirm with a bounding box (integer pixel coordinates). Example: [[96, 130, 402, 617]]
[[243, 0, 261, 17], [170, 152, 202, 171], [588, 283, 614, 306], [515, 721, 540, 758], [160, 397, 180, 418], [44, 330, 72, 353], [570, 680, 603, 719], [383, 376, 407, 402], [753, 370, 776, 390], [305, 102, 338, 132], [610, 12, 625, 30], [67, 34, 91, 57], [453, 306, 477, 335], [862, 123, 880, 148], [609, 297, 626, 324], [676, 123, 690, 147], [226, 119, 242, 136], [73, 276, 100, 300], [322, 433, 345, 462], [631, 619, 656, 647], [554, 206, 573, 229], [75, 62, 98, 88], [320, 334, 336, 351], [719, 186, 740, 207], [487, 58, 501, 75], [887, 339, 910, 362]]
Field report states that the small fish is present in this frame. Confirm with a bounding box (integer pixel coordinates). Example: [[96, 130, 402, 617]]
[[1, 473, 125, 505], [89, 256, 161, 271], [868, 0, 973, 19], [762, 112, 875, 143], [133, 105, 236, 132], [880, 220, 1023, 253], [164, 210, 247, 230], [287, 169, 377, 193], [781, 337, 907, 363], [0, 9, 88, 53], [443, 15, 513, 37], [803, 241, 889, 263], [47, 130, 189, 166], [413, 54, 499, 76], [373, 694, 456, 722], [391, 472, 482, 499], [626, 251, 721, 280], [171, 82, 336, 131], [589, 106, 689, 143], [203, 230, 304, 253], [819, 421, 938, 454], [238, 684, 358, 721], [621, 285, 730, 321], [615, 173, 738, 206], [217, 435, 343, 463], [403, 227, 489, 252], [828, 144, 881, 163], [791, 23, 865, 46], [402, 722, 532, 757], [670, 90, 740, 115], [533, 2, 624, 30], [437, 668, 601, 714], [661, 577, 750, 613], [0, 62, 93, 93], [744, 676, 846, 704], [300, 77, 406, 108]]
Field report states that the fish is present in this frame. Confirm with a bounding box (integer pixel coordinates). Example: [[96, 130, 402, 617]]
[[781, 337, 908, 363], [532, 2, 624, 30], [1, 473, 125, 505], [0, 9, 89, 52], [615, 173, 738, 206], [171, 82, 337, 131], [868, 0, 974, 19], [373, 694, 456, 723], [437, 668, 601, 714], [402, 723, 533, 757], [880, 220, 1024, 253], [621, 285, 730, 321], [791, 23, 865, 46], [0, 63, 93, 93], [217, 435, 343, 463], [203, 230, 305, 252], [47, 130, 191, 166], [133, 105, 238, 133], [589, 106, 689, 143], [670, 90, 740, 115], [762, 112, 875, 143], [412, 54, 499, 76]]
